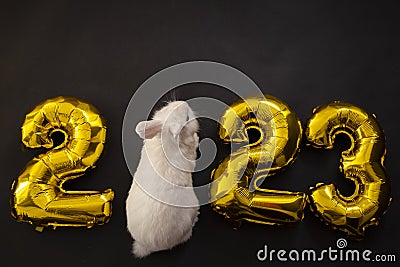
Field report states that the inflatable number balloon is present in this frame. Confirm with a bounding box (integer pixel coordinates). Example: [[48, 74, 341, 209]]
[[211, 95, 306, 228], [11, 96, 114, 230], [306, 101, 391, 238]]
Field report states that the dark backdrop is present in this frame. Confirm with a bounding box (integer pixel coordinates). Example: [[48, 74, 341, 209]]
[[1, 1, 399, 266]]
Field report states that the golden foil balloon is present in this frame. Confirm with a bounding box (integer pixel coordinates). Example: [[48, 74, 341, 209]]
[[211, 95, 307, 228], [11, 96, 114, 230], [306, 101, 391, 238]]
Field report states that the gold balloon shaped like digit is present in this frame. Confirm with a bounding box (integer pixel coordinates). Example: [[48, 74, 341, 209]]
[[211, 95, 306, 228], [306, 101, 391, 238], [11, 96, 114, 230]]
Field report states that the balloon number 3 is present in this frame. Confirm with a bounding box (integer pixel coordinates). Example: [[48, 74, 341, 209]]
[[211, 96, 391, 238], [306, 102, 391, 238], [11, 96, 114, 231]]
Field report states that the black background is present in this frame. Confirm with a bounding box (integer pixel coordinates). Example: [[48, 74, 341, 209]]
[[1, 1, 399, 266]]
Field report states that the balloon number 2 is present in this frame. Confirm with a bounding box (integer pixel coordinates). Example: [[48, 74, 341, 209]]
[[11, 96, 114, 231], [211, 95, 307, 228], [211, 95, 391, 239]]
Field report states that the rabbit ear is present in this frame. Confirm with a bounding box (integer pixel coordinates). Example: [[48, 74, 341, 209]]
[[135, 120, 163, 139], [168, 123, 182, 139]]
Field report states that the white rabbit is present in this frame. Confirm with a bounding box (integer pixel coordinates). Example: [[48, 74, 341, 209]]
[[126, 101, 200, 258]]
